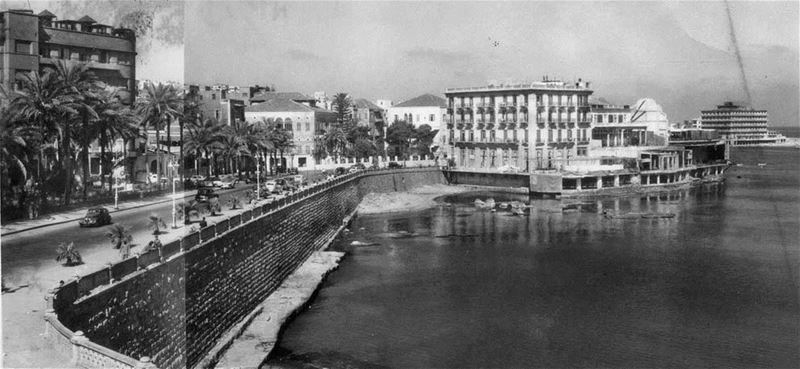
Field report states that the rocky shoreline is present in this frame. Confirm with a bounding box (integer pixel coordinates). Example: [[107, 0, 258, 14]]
[[356, 184, 473, 215]]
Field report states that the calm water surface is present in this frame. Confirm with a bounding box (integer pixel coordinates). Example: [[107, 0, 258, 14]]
[[267, 147, 799, 368]]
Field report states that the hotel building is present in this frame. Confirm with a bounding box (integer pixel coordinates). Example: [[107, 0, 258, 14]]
[[700, 101, 787, 146], [444, 79, 592, 171], [1, 9, 136, 102]]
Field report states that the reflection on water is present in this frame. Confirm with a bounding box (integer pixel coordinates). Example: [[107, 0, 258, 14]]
[[267, 147, 800, 369]]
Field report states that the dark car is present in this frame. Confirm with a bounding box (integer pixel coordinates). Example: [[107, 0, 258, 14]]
[[387, 162, 402, 169], [195, 187, 220, 203], [78, 207, 112, 227], [334, 167, 347, 176]]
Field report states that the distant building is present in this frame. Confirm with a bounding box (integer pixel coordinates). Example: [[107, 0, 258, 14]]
[[388, 93, 447, 127], [352, 98, 385, 139], [700, 101, 787, 145], [244, 97, 336, 170], [314, 91, 332, 110], [1, 9, 137, 103], [444, 79, 592, 171], [375, 99, 393, 110]]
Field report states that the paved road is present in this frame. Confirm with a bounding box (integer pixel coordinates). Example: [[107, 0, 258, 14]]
[[1, 185, 253, 280]]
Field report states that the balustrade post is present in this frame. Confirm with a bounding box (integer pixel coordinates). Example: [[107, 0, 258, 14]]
[[70, 331, 89, 366]]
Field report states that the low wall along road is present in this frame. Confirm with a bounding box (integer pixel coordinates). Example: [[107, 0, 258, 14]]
[[44, 168, 446, 369]]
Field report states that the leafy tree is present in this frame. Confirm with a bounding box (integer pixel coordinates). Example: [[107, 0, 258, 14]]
[[217, 121, 251, 175], [386, 120, 416, 159], [414, 124, 437, 157], [55, 242, 82, 266], [142, 234, 163, 254], [147, 213, 168, 235], [352, 138, 377, 160], [93, 89, 140, 192]]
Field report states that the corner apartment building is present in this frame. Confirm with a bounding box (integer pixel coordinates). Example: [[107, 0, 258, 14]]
[[444, 79, 592, 171], [1, 9, 136, 103], [700, 101, 786, 146]]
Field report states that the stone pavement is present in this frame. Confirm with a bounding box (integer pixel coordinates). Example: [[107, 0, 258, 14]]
[[1, 192, 189, 236]]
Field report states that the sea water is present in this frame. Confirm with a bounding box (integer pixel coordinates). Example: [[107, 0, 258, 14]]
[[267, 147, 799, 368]]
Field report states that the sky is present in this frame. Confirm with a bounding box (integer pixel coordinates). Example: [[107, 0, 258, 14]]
[[185, 1, 799, 127]]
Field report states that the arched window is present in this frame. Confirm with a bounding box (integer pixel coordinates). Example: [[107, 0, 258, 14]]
[[285, 118, 293, 130]]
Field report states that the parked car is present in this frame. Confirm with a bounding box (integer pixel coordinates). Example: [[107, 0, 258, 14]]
[[78, 207, 112, 227], [287, 167, 299, 175], [265, 180, 278, 193], [387, 162, 402, 169], [189, 175, 205, 183], [334, 167, 347, 176], [219, 177, 237, 189], [195, 187, 220, 203], [349, 163, 366, 173]]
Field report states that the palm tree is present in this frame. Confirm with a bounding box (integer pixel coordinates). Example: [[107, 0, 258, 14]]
[[324, 127, 348, 159], [7, 68, 86, 205], [106, 224, 133, 249], [55, 242, 82, 266], [93, 89, 140, 192], [147, 213, 168, 235], [54, 61, 100, 202], [136, 82, 182, 185], [222, 120, 252, 175], [184, 118, 223, 177]]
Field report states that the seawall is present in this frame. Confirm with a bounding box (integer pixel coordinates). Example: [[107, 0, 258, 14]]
[[45, 168, 446, 369]]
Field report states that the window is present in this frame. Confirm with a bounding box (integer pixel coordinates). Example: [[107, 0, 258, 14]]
[[394, 114, 399, 122], [214, 110, 220, 119], [70, 51, 80, 61], [430, 114, 435, 122], [597, 115, 603, 123], [618, 114, 624, 122], [15, 41, 32, 54], [49, 49, 60, 59], [416, 114, 420, 122], [608, 115, 614, 123], [211, 93, 216, 100], [305, 122, 310, 131]]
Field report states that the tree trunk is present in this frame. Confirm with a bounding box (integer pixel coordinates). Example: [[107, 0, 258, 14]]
[[179, 119, 184, 184], [81, 115, 90, 201], [63, 120, 73, 206]]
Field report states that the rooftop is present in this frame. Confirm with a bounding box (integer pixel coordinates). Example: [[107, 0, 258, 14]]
[[250, 91, 314, 102], [446, 79, 592, 94], [393, 94, 447, 108], [353, 98, 382, 111], [245, 98, 315, 113]]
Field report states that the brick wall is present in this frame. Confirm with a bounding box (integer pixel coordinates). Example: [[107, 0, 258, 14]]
[[51, 169, 445, 369]]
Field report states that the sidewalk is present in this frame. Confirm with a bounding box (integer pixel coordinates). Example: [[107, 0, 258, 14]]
[[1, 191, 189, 236]]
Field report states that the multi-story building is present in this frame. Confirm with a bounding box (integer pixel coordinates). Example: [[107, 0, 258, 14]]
[[590, 97, 669, 150], [244, 97, 336, 170], [387, 93, 447, 148], [352, 98, 385, 139], [1, 9, 136, 102], [444, 79, 592, 171], [700, 101, 787, 145]]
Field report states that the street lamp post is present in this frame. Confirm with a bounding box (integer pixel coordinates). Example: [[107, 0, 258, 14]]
[[256, 158, 261, 201], [169, 161, 179, 229], [114, 173, 119, 210]]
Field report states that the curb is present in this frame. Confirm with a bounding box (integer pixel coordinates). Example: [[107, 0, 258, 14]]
[[1, 186, 252, 237]]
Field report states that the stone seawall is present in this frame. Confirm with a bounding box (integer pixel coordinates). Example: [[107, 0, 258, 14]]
[[47, 168, 446, 369]]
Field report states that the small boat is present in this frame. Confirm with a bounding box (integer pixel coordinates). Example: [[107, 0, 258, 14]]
[[757, 163, 767, 167]]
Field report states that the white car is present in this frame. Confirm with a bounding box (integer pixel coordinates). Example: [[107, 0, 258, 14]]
[[265, 180, 277, 193], [189, 175, 205, 183]]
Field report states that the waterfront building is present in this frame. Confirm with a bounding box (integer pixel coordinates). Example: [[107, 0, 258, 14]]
[[590, 97, 670, 151], [700, 101, 787, 145], [1, 9, 136, 103], [376, 99, 393, 110], [444, 78, 592, 171], [244, 97, 336, 170]]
